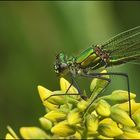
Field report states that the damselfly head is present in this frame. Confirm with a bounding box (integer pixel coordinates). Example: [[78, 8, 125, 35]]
[[54, 52, 69, 76]]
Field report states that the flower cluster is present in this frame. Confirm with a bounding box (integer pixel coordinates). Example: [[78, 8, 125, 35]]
[[5, 70, 140, 139]]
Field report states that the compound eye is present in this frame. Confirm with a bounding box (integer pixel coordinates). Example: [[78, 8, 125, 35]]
[[60, 63, 67, 68]]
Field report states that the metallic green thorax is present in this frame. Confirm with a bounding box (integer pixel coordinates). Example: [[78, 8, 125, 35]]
[[75, 46, 105, 70]]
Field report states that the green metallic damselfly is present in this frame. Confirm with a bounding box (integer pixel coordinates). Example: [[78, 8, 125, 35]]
[[46, 26, 140, 118]]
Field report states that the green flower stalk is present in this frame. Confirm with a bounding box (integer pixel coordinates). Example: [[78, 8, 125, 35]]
[[5, 70, 140, 139]]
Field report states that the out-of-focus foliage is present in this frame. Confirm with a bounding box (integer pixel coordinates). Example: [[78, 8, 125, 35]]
[[0, 1, 140, 138]]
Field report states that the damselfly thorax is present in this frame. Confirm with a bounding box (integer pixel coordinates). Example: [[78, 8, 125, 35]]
[[75, 45, 110, 72]]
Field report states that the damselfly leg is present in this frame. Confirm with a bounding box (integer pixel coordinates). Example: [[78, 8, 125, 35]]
[[81, 74, 110, 116], [44, 73, 131, 118], [81, 72, 132, 118], [44, 75, 89, 102], [44, 74, 110, 101]]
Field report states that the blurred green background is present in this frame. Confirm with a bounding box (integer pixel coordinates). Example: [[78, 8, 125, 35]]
[[0, 1, 140, 138]]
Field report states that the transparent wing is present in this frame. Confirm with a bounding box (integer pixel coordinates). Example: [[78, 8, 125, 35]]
[[102, 26, 140, 51], [102, 26, 140, 64]]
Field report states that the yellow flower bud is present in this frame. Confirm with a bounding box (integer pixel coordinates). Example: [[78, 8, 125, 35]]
[[37, 85, 52, 101], [116, 128, 140, 139], [44, 110, 66, 122], [5, 133, 15, 139], [118, 131, 140, 139], [73, 131, 82, 139], [108, 90, 136, 103], [117, 99, 140, 114], [77, 100, 88, 111], [47, 91, 67, 105], [110, 107, 135, 127], [60, 78, 78, 98], [38, 86, 66, 105], [90, 70, 109, 91], [67, 109, 82, 125], [39, 117, 52, 130], [89, 70, 110, 103], [51, 120, 76, 137], [132, 107, 140, 129], [97, 135, 114, 139], [91, 110, 98, 116], [86, 114, 98, 134], [6, 126, 19, 139], [37, 86, 58, 111], [20, 127, 49, 139], [98, 118, 123, 137], [95, 99, 110, 117], [43, 101, 58, 111]]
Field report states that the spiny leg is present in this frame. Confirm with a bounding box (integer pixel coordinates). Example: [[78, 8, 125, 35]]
[[44, 76, 84, 101], [101, 72, 131, 118], [44, 74, 110, 105], [71, 76, 86, 99], [82, 72, 132, 118], [81, 73, 111, 115]]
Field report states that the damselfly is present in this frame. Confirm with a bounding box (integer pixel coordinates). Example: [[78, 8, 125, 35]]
[[47, 26, 140, 118]]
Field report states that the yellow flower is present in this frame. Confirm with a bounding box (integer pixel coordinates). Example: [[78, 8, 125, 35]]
[[110, 106, 135, 127], [73, 131, 82, 139], [38, 85, 66, 105], [37, 85, 52, 101], [5, 133, 15, 139], [60, 77, 78, 94], [37, 85, 58, 110], [60, 77, 79, 99], [20, 127, 49, 139], [77, 99, 88, 111], [116, 127, 140, 139], [107, 90, 136, 103], [43, 101, 58, 112], [95, 99, 111, 117], [5, 71, 140, 139], [5, 126, 19, 139], [118, 131, 140, 139], [97, 135, 114, 139], [98, 118, 123, 137], [90, 70, 109, 101], [85, 114, 99, 134], [117, 99, 140, 114], [51, 120, 76, 137], [90, 70, 109, 91], [39, 117, 52, 130], [44, 110, 66, 122], [132, 107, 140, 129], [67, 108, 82, 125]]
